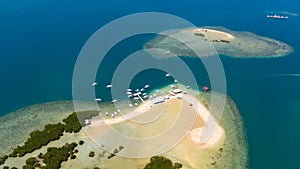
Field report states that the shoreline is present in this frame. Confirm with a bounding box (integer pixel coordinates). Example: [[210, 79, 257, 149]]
[[89, 93, 224, 147], [0, 85, 248, 169]]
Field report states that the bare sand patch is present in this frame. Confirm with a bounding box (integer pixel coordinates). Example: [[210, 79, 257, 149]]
[[192, 28, 235, 40]]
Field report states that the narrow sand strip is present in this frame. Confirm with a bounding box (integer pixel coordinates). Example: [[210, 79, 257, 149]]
[[193, 28, 235, 39]]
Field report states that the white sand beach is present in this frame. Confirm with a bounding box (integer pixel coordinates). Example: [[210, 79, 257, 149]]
[[192, 28, 236, 40], [88, 93, 224, 148]]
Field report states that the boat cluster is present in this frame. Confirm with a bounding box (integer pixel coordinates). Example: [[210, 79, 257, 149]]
[[89, 73, 210, 119], [126, 84, 151, 102]]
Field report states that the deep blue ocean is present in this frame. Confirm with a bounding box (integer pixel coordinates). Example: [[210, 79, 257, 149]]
[[1, 0, 300, 168]]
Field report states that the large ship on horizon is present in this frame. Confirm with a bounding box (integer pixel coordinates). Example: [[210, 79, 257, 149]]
[[266, 14, 288, 19]]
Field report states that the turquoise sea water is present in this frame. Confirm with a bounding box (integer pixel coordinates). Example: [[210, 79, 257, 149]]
[[1, 0, 300, 168]]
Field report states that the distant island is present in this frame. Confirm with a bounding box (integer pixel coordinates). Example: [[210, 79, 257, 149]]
[[144, 26, 293, 58]]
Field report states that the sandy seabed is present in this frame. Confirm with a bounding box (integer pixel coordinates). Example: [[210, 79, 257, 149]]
[[144, 26, 293, 58]]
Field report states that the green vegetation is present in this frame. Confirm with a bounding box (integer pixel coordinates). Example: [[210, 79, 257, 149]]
[[70, 154, 77, 159], [3, 166, 9, 169], [107, 153, 115, 159], [63, 112, 82, 133], [9, 112, 82, 157], [0, 155, 8, 165], [89, 151, 95, 157], [143, 156, 183, 169], [41, 142, 77, 169], [212, 39, 230, 43], [25, 157, 39, 165], [194, 32, 205, 37], [94, 167, 100, 169], [38, 153, 43, 159], [79, 140, 84, 145], [10, 123, 65, 157], [24, 156, 40, 168]]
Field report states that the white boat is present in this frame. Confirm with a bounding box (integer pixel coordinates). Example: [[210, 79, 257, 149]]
[[135, 89, 140, 92], [128, 94, 133, 98], [106, 84, 113, 88], [134, 102, 138, 106], [127, 88, 132, 92], [84, 119, 91, 125], [126, 91, 132, 95], [142, 93, 147, 96], [95, 98, 102, 102], [141, 88, 145, 92], [112, 99, 117, 103], [128, 103, 133, 108], [92, 82, 97, 87], [105, 112, 109, 116], [165, 73, 171, 77], [134, 97, 140, 100], [170, 84, 175, 88], [111, 114, 115, 118], [174, 79, 178, 83], [143, 95, 148, 99], [186, 85, 190, 89], [144, 85, 150, 89]]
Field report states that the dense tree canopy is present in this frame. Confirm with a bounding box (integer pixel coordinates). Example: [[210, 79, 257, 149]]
[[9, 112, 82, 157], [143, 156, 183, 169]]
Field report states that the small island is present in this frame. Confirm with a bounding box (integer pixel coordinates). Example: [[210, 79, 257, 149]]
[[144, 26, 293, 58], [0, 83, 248, 169]]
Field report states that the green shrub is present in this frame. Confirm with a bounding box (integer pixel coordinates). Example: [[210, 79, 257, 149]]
[[38, 153, 43, 159], [70, 155, 77, 159], [25, 157, 38, 165], [107, 153, 115, 159], [9, 112, 83, 157], [42, 143, 77, 169], [10, 123, 65, 157], [143, 156, 183, 169], [0, 155, 8, 165], [23, 164, 34, 169], [63, 112, 82, 133], [89, 151, 95, 157], [174, 162, 183, 169], [79, 140, 84, 145]]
